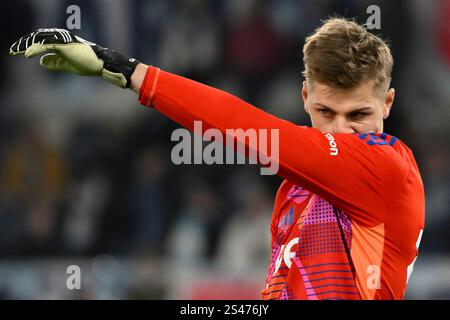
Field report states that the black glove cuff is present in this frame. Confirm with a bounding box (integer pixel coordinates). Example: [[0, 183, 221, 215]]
[[92, 45, 140, 88]]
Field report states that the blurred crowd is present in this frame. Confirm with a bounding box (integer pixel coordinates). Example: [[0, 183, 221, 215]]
[[0, 0, 449, 299]]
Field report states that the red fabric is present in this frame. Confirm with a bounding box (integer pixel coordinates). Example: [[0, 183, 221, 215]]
[[139, 66, 425, 299]]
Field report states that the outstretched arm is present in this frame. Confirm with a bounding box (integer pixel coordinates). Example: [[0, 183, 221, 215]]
[[10, 28, 408, 226], [135, 66, 408, 226]]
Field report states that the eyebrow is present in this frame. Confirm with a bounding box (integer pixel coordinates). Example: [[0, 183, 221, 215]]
[[314, 103, 373, 113]]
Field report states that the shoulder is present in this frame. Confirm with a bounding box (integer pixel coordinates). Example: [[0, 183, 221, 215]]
[[354, 132, 416, 164], [353, 132, 400, 147], [334, 132, 415, 186]]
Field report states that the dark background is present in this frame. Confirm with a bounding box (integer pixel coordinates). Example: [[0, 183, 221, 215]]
[[0, 0, 448, 299]]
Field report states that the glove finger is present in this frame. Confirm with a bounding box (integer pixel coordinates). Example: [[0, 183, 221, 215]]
[[9, 37, 25, 55], [40, 53, 67, 72], [24, 43, 54, 58], [39, 44, 103, 76], [101, 69, 127, 88], [10, 28, 72, 56], [9, 32, 35, 55]]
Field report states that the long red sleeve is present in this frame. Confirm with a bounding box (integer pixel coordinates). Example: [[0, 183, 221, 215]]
[[139, 66, 414, 227]]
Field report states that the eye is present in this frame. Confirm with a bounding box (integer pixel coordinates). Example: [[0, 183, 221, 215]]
[[318, 109, 335, 117], [349, 111, 370, 120]]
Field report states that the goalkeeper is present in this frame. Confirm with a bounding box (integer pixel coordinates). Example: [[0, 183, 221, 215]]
[[10, 20, 425, 300]]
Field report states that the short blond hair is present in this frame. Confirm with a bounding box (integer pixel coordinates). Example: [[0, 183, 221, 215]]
[[303, 17, 393, 93]]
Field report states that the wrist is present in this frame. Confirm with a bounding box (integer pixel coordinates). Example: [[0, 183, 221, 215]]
[[130, 63, 149, 93]]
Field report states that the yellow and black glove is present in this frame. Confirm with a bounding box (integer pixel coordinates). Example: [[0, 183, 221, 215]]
[[9, 28, 140, 88]]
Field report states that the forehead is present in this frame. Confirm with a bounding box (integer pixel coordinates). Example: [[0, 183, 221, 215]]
[[309, 80, 380, 110]]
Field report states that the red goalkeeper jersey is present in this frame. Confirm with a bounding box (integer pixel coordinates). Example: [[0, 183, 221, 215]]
[[139, 66, 425, 300]]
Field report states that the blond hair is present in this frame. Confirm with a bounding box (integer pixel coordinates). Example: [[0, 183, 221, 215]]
[[303, 17, 393, 93]]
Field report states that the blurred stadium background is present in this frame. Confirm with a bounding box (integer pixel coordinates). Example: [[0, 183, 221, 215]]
[[0, 0, 449, 299]]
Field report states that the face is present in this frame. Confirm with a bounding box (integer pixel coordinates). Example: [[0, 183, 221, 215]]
[[302, 80, 395, 134]]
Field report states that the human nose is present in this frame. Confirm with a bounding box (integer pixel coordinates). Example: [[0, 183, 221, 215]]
[[332, 117, 355, 134]]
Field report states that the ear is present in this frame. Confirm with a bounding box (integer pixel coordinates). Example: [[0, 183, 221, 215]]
[[383, 88, 395, 119], [302, 81, 310, 114]]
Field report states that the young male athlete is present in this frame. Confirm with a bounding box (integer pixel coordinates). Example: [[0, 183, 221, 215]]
[[10, 18, 425, 300]]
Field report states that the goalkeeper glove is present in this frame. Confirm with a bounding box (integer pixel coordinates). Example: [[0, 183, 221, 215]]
[[9, 28, 140, 88]]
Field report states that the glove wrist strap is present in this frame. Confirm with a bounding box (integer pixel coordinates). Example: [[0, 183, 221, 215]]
[[92, 45, 140, 88]]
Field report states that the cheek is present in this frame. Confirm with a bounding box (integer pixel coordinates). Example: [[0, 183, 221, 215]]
[[353, 120, 380, 133], [353, 123, 370, 133], [308, 114, 331, 132]]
